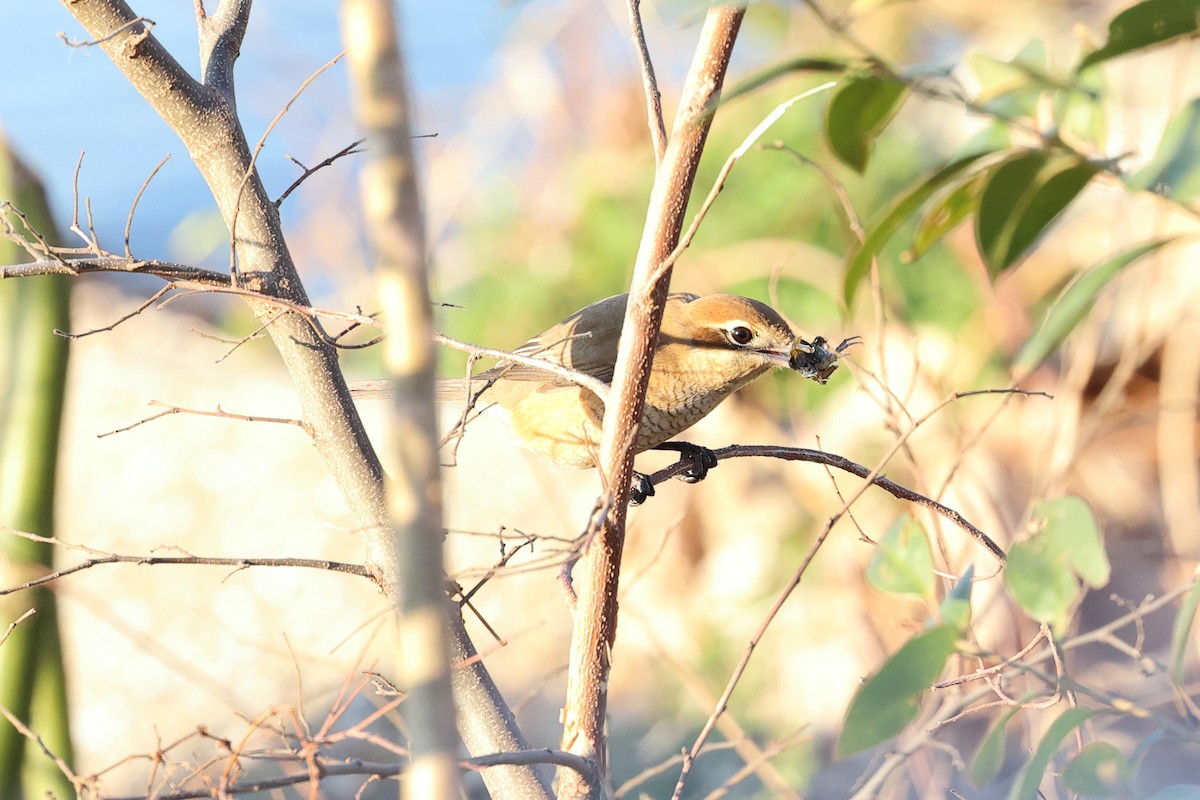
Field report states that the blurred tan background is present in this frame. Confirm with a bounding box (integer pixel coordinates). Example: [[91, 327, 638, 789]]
[[6, 0, 1200, 796]]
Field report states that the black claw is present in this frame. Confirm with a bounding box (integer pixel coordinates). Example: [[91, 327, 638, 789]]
[[630, 472, 656, 505], [654, 441, 718, 484]]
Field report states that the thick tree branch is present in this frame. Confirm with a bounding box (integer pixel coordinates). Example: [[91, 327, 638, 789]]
[[558, 5, 746, 796], [197, 0, 250, 94]]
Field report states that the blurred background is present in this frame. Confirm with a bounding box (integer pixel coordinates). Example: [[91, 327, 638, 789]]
[[2, 0, 1199, 797]]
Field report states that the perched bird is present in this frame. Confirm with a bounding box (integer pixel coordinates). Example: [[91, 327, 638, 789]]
[[353, 292, 855, 502]]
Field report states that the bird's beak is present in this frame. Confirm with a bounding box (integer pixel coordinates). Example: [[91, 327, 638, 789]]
[[788, 335, 862, 384], [756, 348, 794, 369]]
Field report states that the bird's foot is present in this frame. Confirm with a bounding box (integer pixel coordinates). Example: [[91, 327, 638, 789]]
[[630, 472, 656, 506], [655, 441, 719, 484]]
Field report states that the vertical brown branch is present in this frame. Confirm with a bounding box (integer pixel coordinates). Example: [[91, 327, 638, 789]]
[[556, 6, 746, 797], [340, 2, 458, 798]]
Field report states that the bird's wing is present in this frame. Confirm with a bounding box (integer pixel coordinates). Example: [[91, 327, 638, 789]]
[[477, 292, 700, 392]]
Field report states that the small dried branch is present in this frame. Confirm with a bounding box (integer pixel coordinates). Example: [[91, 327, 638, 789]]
[[98, 749, 596, 800], [457, 537, 537, 606], [671, 509, 839, 799], [0, 254, 227, 283], [228, 49, 346, 279], [649, 82, 836, 286], [69, 151, 102, 256], [614, 741, 741, 798], [625, 0, 667, 164], [467, 749, 598, 791], [0, 608, 36, 647], [57, 285, 172, 339], [934, 626, 1050, 689], [125, 154, 172, 257], [646, 443, 1005, 564], [57, 16, 154, 48], [97, 400, 307, 439], [0, 200, 72, 270], [276, 138, 366, 208], [0, 705, 81, 788], [0, 543, 367, 599], [434, 331, 610, 402], [191, 312, 282, 363], [0, 256, 384, 335]]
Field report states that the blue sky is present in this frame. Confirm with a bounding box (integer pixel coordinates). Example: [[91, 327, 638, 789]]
[[1, 2, 517, 268]]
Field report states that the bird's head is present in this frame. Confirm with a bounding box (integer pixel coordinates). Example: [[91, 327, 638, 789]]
[[656, 294, 798, 391]]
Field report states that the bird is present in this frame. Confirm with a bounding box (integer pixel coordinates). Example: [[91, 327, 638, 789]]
[[352, 292, 857, 503]]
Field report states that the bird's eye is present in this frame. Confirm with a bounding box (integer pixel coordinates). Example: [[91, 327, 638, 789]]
[[728, 325, 754, 345]]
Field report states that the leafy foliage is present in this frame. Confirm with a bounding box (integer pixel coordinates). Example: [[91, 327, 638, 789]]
[[1077, 0, 1200, 71], [1005, 497, 1110, 632], [824, 70, 907, 173]]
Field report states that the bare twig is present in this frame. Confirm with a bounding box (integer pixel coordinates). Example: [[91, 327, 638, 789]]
[[0, 705, 81, 787], [229, 50, 347, 280], [649, 82, 837, 286], [933, 626, 1050, 689], [191, 310, 284, 363], [0, 539, 367, 598], [1, 201, 72, 270], [276, 138, 366, 207], [69, 151, 102, 255], [124, 154, 172, 257], [670, 510, 839, 799], [625, 0, 667, 164], [646, 443, 1006, 564], [97, 400, 307, 439], [55, 284, 171, 339], [0, 608, 36, 647], [458, 537, 536, 606], [615, 741, 741, 798], [57, 16, 154, 48]]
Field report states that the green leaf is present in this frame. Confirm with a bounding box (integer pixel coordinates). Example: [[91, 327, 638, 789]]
[[1128, 98, 1200, 204], [837, 625, 959, 757], [1009, 707, 1097, 800], [1077, 0, 1200, 71], [967, 40, 1053, 119], [1014, 237, 1178, 373], [1038, 497, 1110, 587], [1063, 741, 1130, 797], [939, 564, 975, 631], [905, 171, 986, 262], [969, 705, 1022, 786], [1171, 579, 1200, 683], [867, 518, 934, 598], [843, 151, 995, 307], [1056, 59, 1107, 149], [976, 151, 1098, 276], [1005, 540, 1080, 631], [824, 71, 907, 173], [1005, 497, 1110, 631]]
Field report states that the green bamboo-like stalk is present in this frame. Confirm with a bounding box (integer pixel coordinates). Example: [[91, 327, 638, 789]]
[[0, 133, 75, 800]]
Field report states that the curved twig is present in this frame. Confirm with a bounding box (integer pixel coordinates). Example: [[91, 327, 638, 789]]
[[647, 444, 1006, 564]]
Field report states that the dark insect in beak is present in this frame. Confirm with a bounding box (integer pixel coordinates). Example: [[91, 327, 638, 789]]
[[789, 335, 862, 384]]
